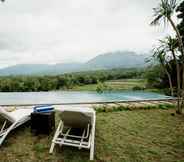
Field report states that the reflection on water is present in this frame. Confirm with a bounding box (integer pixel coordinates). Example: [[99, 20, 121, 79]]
[[0, 91, 173, 105]]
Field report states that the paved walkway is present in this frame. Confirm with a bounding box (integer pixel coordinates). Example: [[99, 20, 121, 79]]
[[1, 99, 177, 110]]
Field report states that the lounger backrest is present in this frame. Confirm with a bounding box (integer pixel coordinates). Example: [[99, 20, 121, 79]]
[[0, 107, 14, 122], [60, 111, 91, 128]]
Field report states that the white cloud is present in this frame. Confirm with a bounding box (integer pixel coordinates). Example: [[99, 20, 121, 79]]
[[0, 0, 173, 68]]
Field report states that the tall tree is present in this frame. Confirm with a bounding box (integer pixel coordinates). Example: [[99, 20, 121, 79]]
[[161, 37, 180, 91], [177, 1, 184, 43], [151, 0, 184, 114], [176, 1, 184, 112], [151, 0, 184, 58], [153, 45, 174, 96]]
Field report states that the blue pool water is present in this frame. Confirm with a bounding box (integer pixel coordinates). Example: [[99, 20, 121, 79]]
[[0, 91, 173, 105]]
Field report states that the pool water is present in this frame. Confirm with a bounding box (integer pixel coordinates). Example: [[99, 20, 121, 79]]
[[0, 91, 173, 105]]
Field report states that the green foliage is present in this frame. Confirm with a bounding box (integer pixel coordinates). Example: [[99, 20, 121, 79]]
[[95, 103, 175, 113], [96, 81, 112, 93], [144, 65, 164, 89], [96, 81, 104, 93], [177, 1, 184, 43], [148, 0, 184, 97], [144, 61, 179, 95], [150, 0, 176, 26], [132, 86, 145, 91], [0, 68, 144, 92]]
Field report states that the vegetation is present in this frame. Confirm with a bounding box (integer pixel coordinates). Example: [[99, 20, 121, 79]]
[[94, 102, 175, 112], [0, 68, 144, 92], [151, 38, 176, 96], [150, 0, 184, 114], [176, 1, 184, 43], [0, 108, 184, 162], [95, 81, 112, 93], [72, 79, 146, 92], [0, 1, 183, 162], [144, 63, 177, 95], [106, 79, 146, 91]]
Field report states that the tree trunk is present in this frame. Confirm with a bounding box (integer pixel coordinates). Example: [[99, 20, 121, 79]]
[[165, 70, 174, 97], [160, 61, 174, 96], [171, 49, 181, 113], [168, 18, 184, 57], [168, 17, 184, 114]]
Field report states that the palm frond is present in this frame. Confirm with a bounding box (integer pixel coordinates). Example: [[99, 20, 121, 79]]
[[150, 14, 163, 26], [150, 0, 177, 26]]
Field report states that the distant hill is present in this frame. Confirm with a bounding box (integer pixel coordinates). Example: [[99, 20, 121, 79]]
[[0, 51, 149, 76], [0, 63, 82, 76], [85, 51, 147, 70]]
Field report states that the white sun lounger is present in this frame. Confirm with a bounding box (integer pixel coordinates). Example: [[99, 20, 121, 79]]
[[0, 107, 33, 146], [49, 106, 96, 161]]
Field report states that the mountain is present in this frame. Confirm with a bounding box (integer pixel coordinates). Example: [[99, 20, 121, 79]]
[[0, 51, 149, 76], [0, 63, 82, 76], [0, 64, 51, 75], [42, 63, 83, 75], [85, 51, 147, 70]]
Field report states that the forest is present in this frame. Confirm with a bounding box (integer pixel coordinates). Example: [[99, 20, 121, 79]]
[[0, 68, 144, 92]]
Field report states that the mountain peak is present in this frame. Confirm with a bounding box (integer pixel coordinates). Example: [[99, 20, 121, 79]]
[[0, 51, 149, 76], [86, 51, 148, 70]]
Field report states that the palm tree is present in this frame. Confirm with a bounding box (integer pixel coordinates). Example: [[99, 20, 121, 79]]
[[165, 37, 180, 90], [153, 46, 174, 96], [151, 0, 184, 57], [160, 36, 182, 110], [151, 0, 184, 114], [160, 37, 180, 89]]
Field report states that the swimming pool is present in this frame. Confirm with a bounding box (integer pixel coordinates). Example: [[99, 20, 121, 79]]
[[0, 91, 173, 105]]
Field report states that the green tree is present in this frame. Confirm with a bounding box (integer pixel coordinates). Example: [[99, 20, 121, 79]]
[[144, 65, 164, 89], [176, 1, 184, 43], [151, 0, 184, 114], [151, 0, 184, 57], [160, 36, 181, 101], [152, 47, 174, 96]]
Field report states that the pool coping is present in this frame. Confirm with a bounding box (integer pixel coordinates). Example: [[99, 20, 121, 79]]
[[0, 98, 177, 107]]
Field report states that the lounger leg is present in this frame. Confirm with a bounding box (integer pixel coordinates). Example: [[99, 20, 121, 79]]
[[90, 113, 96, 161], [79, 128, 86, 150], [0, 120, 7, 134], [90, 141, 94, 160], [49, 142, 55, 154], [49, 121, 63, 153], [0, 122, 16, 146]]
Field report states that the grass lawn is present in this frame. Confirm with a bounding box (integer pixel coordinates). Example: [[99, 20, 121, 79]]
[[72, 79, 147, 91], [72, 79, 164, 93], [105, 79, 146, 90], [0, 108, 184, 162]]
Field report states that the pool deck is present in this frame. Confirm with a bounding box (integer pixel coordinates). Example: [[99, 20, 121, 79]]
[[51, 99, 177, 110], [55, 99, 177, 110], [0, 98, 177, 110]]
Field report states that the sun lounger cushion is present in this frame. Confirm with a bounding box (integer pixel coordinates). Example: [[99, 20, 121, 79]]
[[60, 111, 91, 128], [4, 107, 17, 112], [0, 107, 32, 122]]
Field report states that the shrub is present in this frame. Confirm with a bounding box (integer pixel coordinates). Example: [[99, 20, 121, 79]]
[[132, 86, 144, 91]]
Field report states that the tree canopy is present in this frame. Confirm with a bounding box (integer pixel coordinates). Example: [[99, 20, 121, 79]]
[[177, 1, 184, 43]]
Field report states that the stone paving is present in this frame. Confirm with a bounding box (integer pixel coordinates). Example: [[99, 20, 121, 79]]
[[90, 100, 177, 110]]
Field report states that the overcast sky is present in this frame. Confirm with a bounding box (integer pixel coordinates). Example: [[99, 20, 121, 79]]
[[0, 0, 173, 68]]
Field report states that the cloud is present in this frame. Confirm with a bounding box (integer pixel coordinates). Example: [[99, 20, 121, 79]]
[[0, 0, 173, 68]]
